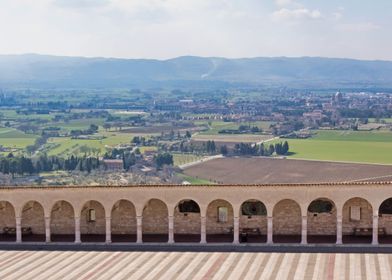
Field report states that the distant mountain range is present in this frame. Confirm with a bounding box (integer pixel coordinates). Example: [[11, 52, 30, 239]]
[[1, 54, 392, 89]]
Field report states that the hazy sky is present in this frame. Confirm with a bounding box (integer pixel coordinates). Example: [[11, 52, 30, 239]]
[[1, 0, 391, 60]]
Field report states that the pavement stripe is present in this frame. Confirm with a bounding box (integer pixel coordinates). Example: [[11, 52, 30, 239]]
[[242, 252, 267, 280], [117, 252, 156, 280], [144, 252, 181, 280], [202, 253, 230, 280], [253, 253, 272, 279], [326, 254, 335, 280], [293, 253, 310, 280], [46, 251, 96, 280], [344, 254, 350, 280], [219, 253, 243, 279], [228, 253, 254, 280], [304, 253, 317, 279], [126, 252, 167, 280], [13, 251, 65, 280], [378, 254, 392, 280], [311, 253, 325, 280], [333, 254, 344, 280], [274, 253, 295, 280], [237, 253, 258, 280], [191, 253, 221, 280], [157, 252, 195, 280], [173, 252, 208, 280], [259, 253, 280, 279], [62, 252, 108, 280], [0, 251, 46, 278], [360, 254, 367, 280], [365, 254, 376, 280], [349, 253, 361, 280], [93, 252, 139, 280], [211, 252, 237, 280]]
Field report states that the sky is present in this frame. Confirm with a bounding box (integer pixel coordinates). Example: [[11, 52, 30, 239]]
[[0, 0, 391, 60]]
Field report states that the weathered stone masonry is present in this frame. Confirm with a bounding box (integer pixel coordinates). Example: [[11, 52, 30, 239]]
[[1, 182, 392, 245]]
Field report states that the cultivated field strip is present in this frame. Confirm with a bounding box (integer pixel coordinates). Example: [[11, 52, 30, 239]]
[[0, 251, 392, 279]]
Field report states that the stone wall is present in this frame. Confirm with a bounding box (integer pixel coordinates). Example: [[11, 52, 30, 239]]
[[174, 206, 200, 235], [273, 199, 301, 235], [50, 201, 75, 235], [239, 216, 267, 234], [111, 200, 137, 234], [21, 201, 45, 234], [206, 200, 233, 234], [0, 201, 15, 233], [307, 204, 337, 235], [143, 199, 168, 234], [80, 201, 105, 235], [379, 215, 392, 234], [342, 198, 372, 234]]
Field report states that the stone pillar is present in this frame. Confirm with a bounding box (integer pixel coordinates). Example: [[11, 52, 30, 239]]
[[200, 216, 207, 244], [372, 215, 379, 245], [168, 216, 174, 244], [267, 216, 273, 244], [45, 216, 51, 243], [105, 217, 111, 244], [233, 216, 240, 244], [75, 216, 81, 244], [301, 215, 307, 245], [136, 216, 142, 244], [16, 216, 22, 243], [336, 215, 343, 245]]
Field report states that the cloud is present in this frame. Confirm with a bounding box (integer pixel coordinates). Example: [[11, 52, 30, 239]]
[[53, 0, 109, 9], [275, 0, 292, 7], [338, 22, 381, 32], [272, 8, 322, 21]]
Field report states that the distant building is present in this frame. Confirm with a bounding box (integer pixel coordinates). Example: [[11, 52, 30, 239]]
[[102, 159, 123, 170]]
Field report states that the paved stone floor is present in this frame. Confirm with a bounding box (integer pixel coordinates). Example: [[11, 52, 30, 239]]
[[1, 250, 392, 279]]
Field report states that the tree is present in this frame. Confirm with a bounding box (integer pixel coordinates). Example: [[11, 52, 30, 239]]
[[103, 123, 111, 131], [220, 145, 228, 156], [155, 153, 174, 168], [282, 141, 289, 155]]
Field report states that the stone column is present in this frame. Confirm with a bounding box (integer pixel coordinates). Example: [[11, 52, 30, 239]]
[[105, 217, 112, 244], [267, 216, 273, 244], [168, 216, 174, 244], [136, 215, 142, 244], [336, 215, 343, 245], [75, 216, 81, 244], [233, 216, 240, 244], [200, 216, 207, 244], [45, 216, 51, 243], [301, 215, 307, 245], [372, 215, 379, 245], [16, 216, 22, 243]]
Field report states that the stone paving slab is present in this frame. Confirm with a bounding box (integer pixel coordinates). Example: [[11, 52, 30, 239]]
[[1, 250, 392, 279]]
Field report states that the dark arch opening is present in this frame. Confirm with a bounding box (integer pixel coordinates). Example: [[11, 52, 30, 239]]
[[174, 199, 201, 243], [239, 200, 267, 243], [307, 198, 336, 244]]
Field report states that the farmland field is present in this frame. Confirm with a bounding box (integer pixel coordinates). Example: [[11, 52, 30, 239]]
[[183, 157, 392, 184], [196, 120, 273, 135], [192, 133, 273, 143], [281, 130, 392, 164], [172, 153, 205, 166], [0, 128, 38, 149]]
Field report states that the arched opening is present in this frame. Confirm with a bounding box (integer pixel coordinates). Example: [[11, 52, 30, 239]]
[[239, 200, 267, 243], [342, 197, 373, 244], [80, 200, 105, 242], [174, 199, 201, 243], [111, 200, 136, 243], [206, 199, 234, 243], [378, 198, 392, 244], [50, 200, 75, 242], [273, 199, 301, 243], [0, 201, 16, 242], [21, 201, 45, 242], [142, 199, 168, 242], [307, 198, 337, 243]]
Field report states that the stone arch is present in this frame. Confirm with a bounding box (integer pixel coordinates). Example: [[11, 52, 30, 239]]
[[206, 199, 234, 243], [111, 200, 137, 243], [142, 199, 168, 243], [378, 198, 392, 244], [239, 199, 267, 243], [273, 199, 301, 243], [50, 200, 75, 242], [174, 199, 201, 243], [307, 198, 337, 244], [0, 201, 16, 242], [342, 197, 373, 244], [80, 200, 106, 242], [21, 200, 45, 242]]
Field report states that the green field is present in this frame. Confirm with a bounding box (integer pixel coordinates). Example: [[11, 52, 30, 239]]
[[282, 130, 392, 164], [0, 128, 38, 149], [196, 120, 273, 135]]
